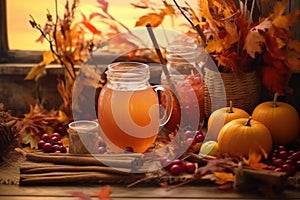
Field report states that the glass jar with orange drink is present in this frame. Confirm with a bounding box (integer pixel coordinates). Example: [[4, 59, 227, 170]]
[[97, 62, 172, 153], [161, 43, 205, 132]]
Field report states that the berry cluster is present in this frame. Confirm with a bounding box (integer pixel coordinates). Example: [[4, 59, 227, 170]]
[[183, 130, 205, 145], [38, 133, 67, 153], [161, 158, 196, 176], [266, 144, 300, 176], [98, 139, 107, 154]]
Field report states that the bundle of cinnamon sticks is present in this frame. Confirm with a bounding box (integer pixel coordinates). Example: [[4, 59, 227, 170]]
[[19, 152, 146, 185]]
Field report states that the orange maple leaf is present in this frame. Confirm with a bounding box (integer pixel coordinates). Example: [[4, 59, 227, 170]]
[[135, 12, 165, 27], [93, 185, 111, 200], [213, 172, 235, 185], [243, 148, 268, 170]]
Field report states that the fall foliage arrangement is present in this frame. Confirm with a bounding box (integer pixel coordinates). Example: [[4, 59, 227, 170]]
[[1, 0, 300, 197], [183, 0, 300, 95]]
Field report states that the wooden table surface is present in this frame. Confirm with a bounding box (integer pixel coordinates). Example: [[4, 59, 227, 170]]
[[0, 183, 299, 200]]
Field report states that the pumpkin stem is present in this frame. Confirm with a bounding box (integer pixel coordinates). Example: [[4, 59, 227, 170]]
[[272, 93, 279, 108], [244, 116, 252, 126], [228, 100, 234, 113]]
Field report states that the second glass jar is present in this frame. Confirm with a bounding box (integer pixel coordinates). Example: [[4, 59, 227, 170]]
[[160, 43, 205, 132]]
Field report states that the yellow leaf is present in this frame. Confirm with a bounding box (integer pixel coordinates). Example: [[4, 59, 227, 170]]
[[213, 172, 235, 185], [162, 0, 175, 16], [41, 50, 56, 65], [273, 9, 300, 30], [205, 38, 224, 53], [24, 63, 46, 80], [135, 12, 165, 27]]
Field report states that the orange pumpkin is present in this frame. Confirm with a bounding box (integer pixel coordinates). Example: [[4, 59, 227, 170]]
[[217, 117, 273, 158], [252, 93, 300, 145], [206, 101, 249, 140]]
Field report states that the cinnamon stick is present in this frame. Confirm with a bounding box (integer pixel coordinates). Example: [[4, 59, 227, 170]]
[[20, 172, 145, 185], [21, 164, 131, 175], [25, 153, 143, 169]]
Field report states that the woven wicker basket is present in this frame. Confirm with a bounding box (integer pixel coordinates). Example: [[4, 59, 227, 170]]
[[204, 67, 261, 118]]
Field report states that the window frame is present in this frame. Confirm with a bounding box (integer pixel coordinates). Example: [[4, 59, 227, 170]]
[[0, 0, 42, 64], [0, 0, 299, 64]]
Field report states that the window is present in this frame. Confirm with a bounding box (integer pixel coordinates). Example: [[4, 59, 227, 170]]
[[1, 0, 299, 64], [0, 0, 195, 63]]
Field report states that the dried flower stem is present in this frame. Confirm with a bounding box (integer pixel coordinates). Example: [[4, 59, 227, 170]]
[[173, 0, 206, 44]]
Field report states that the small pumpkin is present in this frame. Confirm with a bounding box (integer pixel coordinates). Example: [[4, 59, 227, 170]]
[[199, 140, 218, 156], [206, 101, 249, 140], [217, 117, 273, 158], [252, 93, 300, 145]]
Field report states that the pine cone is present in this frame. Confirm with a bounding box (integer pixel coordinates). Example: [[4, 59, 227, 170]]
[[0, 104, 20, 157]]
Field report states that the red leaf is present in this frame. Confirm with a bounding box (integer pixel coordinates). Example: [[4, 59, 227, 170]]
[[69, 191, 91, 200], [97, 0, 109, 13], [261, 65, 289, 95], [81, 21, 102, 35], [195, 158, 232, 178]]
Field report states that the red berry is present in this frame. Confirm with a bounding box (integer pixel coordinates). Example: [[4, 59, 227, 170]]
[[195, 130, 203, 136], [185, 137, 196, 145], [43, 143, 53, 153], [288, 150, 295, 156], [51, 136, 60, 144], [184, 162, 196, 174], [52, 144, 60, 152], [171, 159, 183, 166], [41, 133, 51, 142], [285, 159, 295, 165], [56, 126, 67, 135], [98, 146, 107, 154], [296, 160, 300, 170], [291, 152, 300, 161], [282, 164, 296, 175], [274, 168, 284, 172], [52, 132, 61, 141], [278, 145, 286, 151], [195, 134, 205, 143], [278, 151, 288, 160], [160, 157, 172, 169], [169, 164, 182, 176], [266, 165, 276, 171], [273, 158, 284, 167], [59, 146, 67, 153], [124, 146, 134, 153], [37, 140, 45, 149], [184, 131, 196, 139]]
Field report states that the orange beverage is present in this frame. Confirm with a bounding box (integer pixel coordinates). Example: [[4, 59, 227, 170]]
[[97, 62, 172, 153], [98, 87, 159, 153]]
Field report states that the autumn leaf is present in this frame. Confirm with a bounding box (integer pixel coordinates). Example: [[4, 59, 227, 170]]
[[195, 158, 234, 177], [80, 13, 102, 35], [273, 9, 300, 30], [135, 12, 165, 27], [93, 185, 111, 200], [243, 149, 268, 170], [213, 172, 235, 185], [24, 50, 56, 80], [69, 191, 91, 200], [272, 0, 289, 17]]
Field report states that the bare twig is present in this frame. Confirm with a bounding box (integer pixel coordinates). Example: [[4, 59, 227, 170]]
[[172, 0, 206, 44]]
